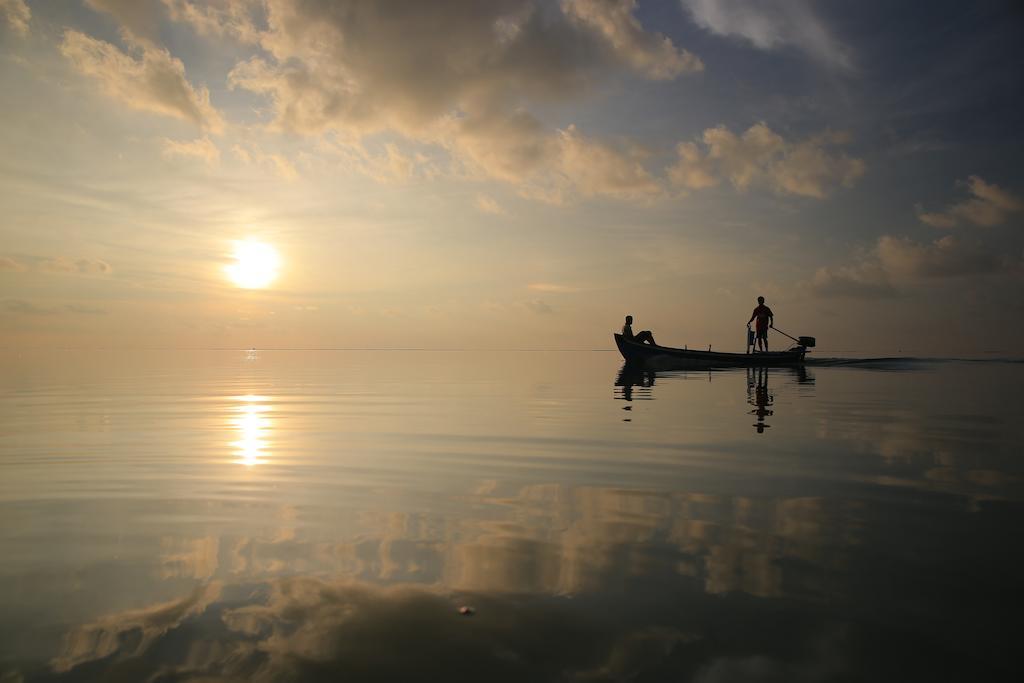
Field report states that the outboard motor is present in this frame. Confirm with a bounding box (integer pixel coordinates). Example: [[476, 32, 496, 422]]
[[771, 326, 817, 352]]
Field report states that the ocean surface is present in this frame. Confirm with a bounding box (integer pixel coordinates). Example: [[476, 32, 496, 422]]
[[0, 350, 1022, 682]]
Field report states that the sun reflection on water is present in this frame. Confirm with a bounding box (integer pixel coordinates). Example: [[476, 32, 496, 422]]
[[232, 395, 271, 466]]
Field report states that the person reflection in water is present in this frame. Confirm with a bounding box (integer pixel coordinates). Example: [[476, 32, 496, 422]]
[[747, 367, 774, 433], [616, 365, 655, 403], [622, 315, 657, 345]]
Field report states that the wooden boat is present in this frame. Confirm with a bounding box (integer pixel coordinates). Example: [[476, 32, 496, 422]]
[[614, 333, 806, 367]]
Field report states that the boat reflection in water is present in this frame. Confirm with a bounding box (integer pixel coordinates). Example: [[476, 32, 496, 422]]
[[616, 362, 814, 432], [612, 365, 655, 413]]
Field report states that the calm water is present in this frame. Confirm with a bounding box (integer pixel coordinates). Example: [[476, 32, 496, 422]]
[[1, 350, 1022, 682]]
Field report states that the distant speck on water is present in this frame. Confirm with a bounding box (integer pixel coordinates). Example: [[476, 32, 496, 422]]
[[459, 606, 475, 616]]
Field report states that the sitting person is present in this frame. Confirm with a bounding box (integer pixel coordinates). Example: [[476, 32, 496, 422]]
[[622, 315, 656, 345]]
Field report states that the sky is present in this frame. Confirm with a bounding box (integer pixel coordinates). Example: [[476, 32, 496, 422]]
[[1, 0, 1022, 354]]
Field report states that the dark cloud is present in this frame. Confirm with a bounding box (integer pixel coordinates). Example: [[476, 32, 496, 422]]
[[813, 233, 1023, 300], [39, 257, 113, 276], [3, 299, 56, 315], [2, 300, 109, 315], [811, 263, 896, 299], [217, 0, 697, 200], [877, 235, 1010, 279], [223, 0, 699, 137], [64, 304, 109, 315], [0, 256, 29, 271]]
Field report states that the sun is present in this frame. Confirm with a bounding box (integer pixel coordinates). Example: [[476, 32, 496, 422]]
[[226, 240, 280, 289]]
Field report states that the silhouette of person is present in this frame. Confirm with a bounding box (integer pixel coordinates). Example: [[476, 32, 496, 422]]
[[747, 296, 774, 352], [622, 315, 657, 345]]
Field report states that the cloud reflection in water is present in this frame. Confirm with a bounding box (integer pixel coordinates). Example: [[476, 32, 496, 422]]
[[39, 574, 847, 683]]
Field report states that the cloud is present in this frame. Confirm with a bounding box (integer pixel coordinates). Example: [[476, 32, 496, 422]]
[[528, 283, 580, 293], [85, 0, 162, 42], [564, 0, 703, 78], [225, 0, 700, 133], [268, 153, 298, 181], [692, 656, 788, 683], [475, 195, 506, 215], [161, 137, 220, 165], [915, 208, 957, 229], [353, 143, 439, 184], [2, 255, 114, 277], [231, 144, 252, 163], [449, 114, 662, 203], [969, 176, 1024, 213], [668, 123, 864, 198], [21, 565, 872, 683], [667, 142, 717, 189], [814, 233, 1021, 298], [60, 29, 225, 133], [39, 257, 113, 276], [681, 0, 852, 70], [230, 142, 300, 180], [161, 0, 261, 43], [811, 263, 895, 299], [523, 299, 554, 314], [916, 176, 1024, 228], [225, 1, 611, 136], [877, 235, 1006, 278], [770, 135, 865, 198], [2, 300, 108, 315], [700, 123, 783, 190], [0, 0, 30, 36], [3, 299, 54, 315], [446, 110, 556, 185], [215, 1, 697, 201], [556, 125, 662, 199], [0, 256, 29, 272], [64, 304, 109, 315], [53, 583, 222, 673], [80, 1, 688, 203]]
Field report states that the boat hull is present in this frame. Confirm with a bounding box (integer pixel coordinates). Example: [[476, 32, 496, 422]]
[[614, 334, 805, 368]]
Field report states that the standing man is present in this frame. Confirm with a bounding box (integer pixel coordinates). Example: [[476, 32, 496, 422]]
[[747, 296, 774, 352]]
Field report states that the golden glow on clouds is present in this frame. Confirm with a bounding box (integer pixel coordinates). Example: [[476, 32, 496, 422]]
[[226, 240, 280, 289]]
